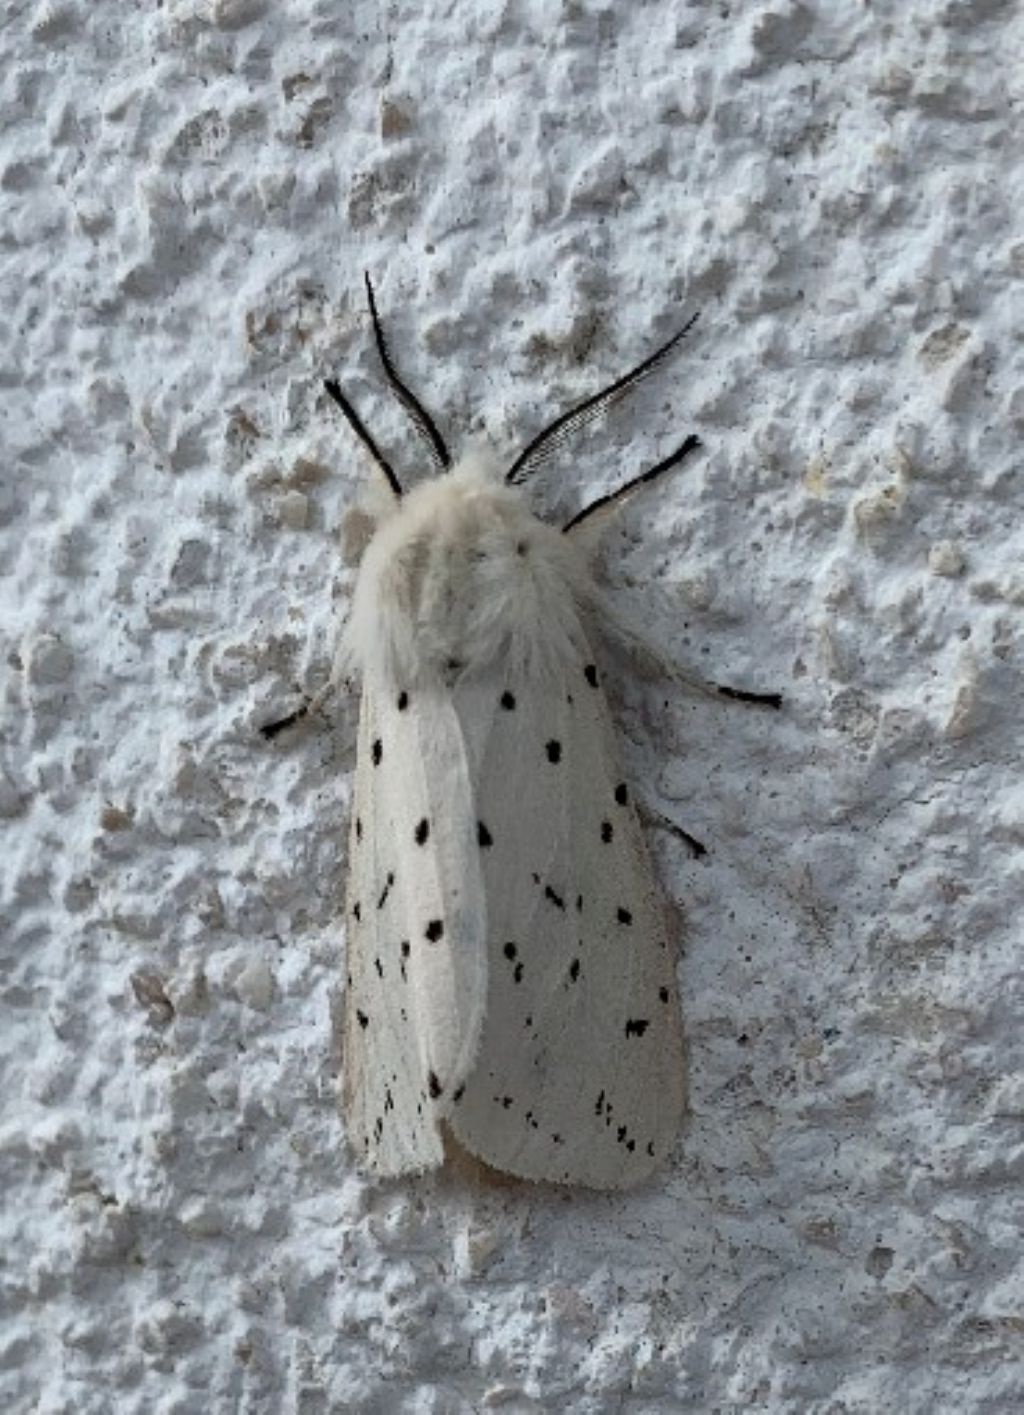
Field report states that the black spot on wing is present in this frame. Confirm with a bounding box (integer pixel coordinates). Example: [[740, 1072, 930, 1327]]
[[355, 817, 362, 841], [625, 1018, 650, 1038], [659, 986, 670, 1003], [504, 941, 525, 985], [500, 690, 516, 710], [601, 820, 613, 843], [377, 871, 395, 910], [428, 1071, 443, 1099], [397, 690, 409, 710], [568, 958, 581, 983], [584, 663, 599, 688], [356, 1009, 369, 1029], [371, 738, 383, 766], [546, 740, 563, 764], [617, 907, 633, 926], [477, 820, 493, 848], [352, 902, 361, 922], [614, 782, 628, 806], [415, 818, 429, 845], [544, 884, 565, 910], [425, 919, 444, 943]]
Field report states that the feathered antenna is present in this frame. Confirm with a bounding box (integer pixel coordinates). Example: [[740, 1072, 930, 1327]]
[[323, 376, 404, 498], [364, 272, 451, 473], [505, 311, 700, 486], [562, 434, 703, 533], [322, 274, 453, 496]]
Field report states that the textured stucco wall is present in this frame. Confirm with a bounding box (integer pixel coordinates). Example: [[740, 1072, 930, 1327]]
[[2, 2, 1022, 1411]]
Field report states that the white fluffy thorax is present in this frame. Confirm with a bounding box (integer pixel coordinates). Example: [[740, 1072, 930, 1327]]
[[344, 454, 596, 688]]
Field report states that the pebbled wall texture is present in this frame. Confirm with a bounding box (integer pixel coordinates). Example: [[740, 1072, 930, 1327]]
[[2, 2, 1022, 1411]]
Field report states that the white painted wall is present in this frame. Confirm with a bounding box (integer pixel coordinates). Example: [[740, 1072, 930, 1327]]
[[2, 1, 1022, 1410]]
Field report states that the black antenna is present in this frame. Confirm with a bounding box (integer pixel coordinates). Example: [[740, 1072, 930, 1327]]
[[562, 434, 702, 533], [364, 272, 451, 472], [505, 311, 700, 486], [323, 378, 403, 499]]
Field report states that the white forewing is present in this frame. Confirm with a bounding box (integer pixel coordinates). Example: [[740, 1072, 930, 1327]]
[[342, 672, 488, 1176], [445, 655, 685, 1189], [338, 456, 686, 1188]]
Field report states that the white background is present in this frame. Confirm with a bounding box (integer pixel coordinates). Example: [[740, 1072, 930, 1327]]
[[2, 1, 1022, 1411]]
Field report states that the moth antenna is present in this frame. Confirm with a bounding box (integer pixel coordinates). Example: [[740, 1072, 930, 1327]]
[[561, 434, 702, 533], [506, 311, 700, 486], [364, 272, 452, 472], [323, 378, 403, 499]]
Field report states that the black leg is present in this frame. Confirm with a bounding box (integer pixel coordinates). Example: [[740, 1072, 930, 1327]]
[[260, 700, 311, 739], [715, 684, 783, 710]]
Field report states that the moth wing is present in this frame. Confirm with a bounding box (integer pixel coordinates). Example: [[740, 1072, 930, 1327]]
[[446, 659, 685, 1189], [342, 677, 488, 1176]]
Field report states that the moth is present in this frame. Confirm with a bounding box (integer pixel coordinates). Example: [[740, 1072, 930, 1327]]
[[267, 276, 774, 1188]]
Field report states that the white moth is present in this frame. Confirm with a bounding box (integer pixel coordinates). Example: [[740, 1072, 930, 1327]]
[[277, 277, 717, 1189]]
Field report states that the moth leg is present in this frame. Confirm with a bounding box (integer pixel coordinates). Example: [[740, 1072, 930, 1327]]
[[600, 609, 782, 709], [664, 663, 782, 709], [713, 681, 782, 709], [260, 676, 337, 740], [636, 800, 707, 860]]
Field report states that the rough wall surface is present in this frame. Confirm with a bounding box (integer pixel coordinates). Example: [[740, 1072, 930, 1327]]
[[2, 2, 1022, 1411]]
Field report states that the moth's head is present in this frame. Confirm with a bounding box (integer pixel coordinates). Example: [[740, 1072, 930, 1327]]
[[341, 440, 503, 569], [346, 446, 586, 683], [357, 447, 548, 573]]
